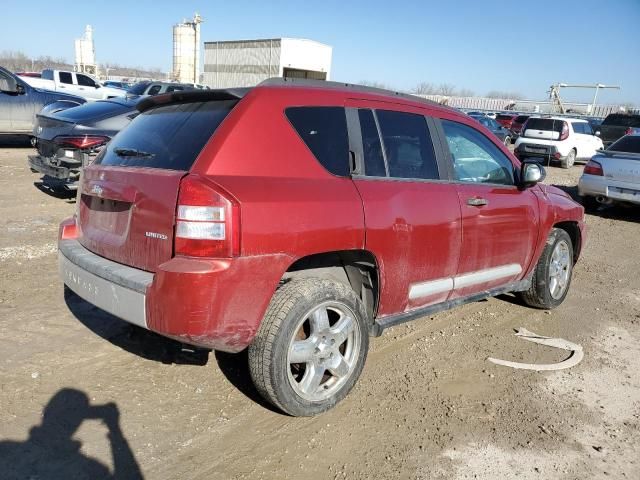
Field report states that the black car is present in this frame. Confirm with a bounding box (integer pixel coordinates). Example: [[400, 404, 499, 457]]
[[0, 66, 86, 135], [28, 97, 140, 190], [468, 114, 512, 145]]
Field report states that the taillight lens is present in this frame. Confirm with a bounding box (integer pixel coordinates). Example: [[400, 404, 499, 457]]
[[559, 122, 569, 141], [53, 135, 109, 149], [584, 159, 603, 176], [174, 175, 240, 258]]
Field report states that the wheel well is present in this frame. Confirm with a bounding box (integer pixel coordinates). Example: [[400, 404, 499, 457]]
[[553, 221, 581, 261], [282, 251, 380, 326]]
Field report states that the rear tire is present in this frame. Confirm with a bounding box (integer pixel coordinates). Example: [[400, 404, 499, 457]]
[[249, 278, 369, 416], [561, 149, 576, 169], [519, 228, 574, 309]]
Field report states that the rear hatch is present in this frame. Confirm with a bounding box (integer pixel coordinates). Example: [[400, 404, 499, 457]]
[[77, 96, 239, 272], [523, 118, 565, 140]]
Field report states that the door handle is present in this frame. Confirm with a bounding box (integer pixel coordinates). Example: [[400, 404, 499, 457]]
[[467, 197, 488, 207]]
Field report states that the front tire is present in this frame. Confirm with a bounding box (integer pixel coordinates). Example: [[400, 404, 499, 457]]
[[249, 278, 369, 416], [519, 228, 574, 309]]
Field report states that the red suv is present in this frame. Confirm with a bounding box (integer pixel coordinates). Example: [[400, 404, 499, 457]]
[[58, 80, 585, 416], [495, 113, 517, 129]]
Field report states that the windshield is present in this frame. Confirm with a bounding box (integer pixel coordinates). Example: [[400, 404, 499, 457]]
[[608, 135, 640, 154], [127, 81, 151, 95], [95, 100, 237, 170]]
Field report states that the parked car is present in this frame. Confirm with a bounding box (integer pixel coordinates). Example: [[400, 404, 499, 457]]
[[103, 81, 131, 90], [495, 113, 517, 129], [18, 69, 125, 101], [510, 114, 531, 141], [469, 114, 512, 145], [0, 66, 86, 135], [126, 81, 196, 96], [578, 133, 640, 208], [598, 113, 640, 147], [514, 117, 603, 168], [58, 79, 585, 416], [28, 97, 140, 189]]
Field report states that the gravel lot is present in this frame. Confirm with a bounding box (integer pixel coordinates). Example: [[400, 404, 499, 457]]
[[0, 138, 639, 479]]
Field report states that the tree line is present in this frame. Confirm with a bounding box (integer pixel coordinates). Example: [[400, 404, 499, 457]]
[[360, 80, 524, 99]]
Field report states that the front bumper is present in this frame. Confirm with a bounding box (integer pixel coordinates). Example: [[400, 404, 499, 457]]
[[578, 174, 640, 205], [59, 238, 292, 352]]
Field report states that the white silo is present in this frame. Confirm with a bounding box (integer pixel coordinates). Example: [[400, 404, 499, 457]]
[[172, 13, 203, 84], [74, 25, 96, 75]]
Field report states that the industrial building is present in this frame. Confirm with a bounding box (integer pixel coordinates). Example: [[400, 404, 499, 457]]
[[172, 13, 203, 84], [202, 38, 332, 88], [74, 25, 96, 75]]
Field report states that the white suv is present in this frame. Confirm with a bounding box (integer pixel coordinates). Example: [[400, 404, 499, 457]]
[[514, 117, 604, 168]]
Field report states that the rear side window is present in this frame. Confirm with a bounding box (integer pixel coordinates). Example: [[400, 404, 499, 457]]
[[358, 109, 386, 177], [608, 135, 640, 154], [59, 72, 73, 84], [95, 100, 237, 170], [147, 85, 161, 95], [286, 107, 350, 176], [571, 122, 585, 134], [442, 120, 515, 186], [376, 110, 439, 180]]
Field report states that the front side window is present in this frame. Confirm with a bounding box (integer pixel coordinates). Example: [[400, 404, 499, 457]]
[[59, 72, 73, 85], [376, 110, 439, 180], [147, 85, 161, 95], [285, 107, 350, 177], [442, 120, 515, 186], [77, 74, 96, 87]]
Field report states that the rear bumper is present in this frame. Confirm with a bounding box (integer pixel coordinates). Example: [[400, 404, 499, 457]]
[[29, 155, 73, 179], [514, 144, 565, 162], [578, 174, 640, 205], [59, 238, 292, 352]]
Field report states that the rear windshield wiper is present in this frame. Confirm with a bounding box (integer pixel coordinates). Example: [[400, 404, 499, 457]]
[[113, 147, 155, 158]]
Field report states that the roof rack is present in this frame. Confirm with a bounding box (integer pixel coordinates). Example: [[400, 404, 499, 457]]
[[257, 77, 446, 109]]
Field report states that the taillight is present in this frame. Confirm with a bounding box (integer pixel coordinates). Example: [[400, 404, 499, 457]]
[[53, 135, 109, 149], [559, 122, 569, 141], [59, 215, 78, 240], [174, 175, 240, 258], [584, 159, 603, 176]]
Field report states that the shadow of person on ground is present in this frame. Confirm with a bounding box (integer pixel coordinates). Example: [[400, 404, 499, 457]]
[[64, 288, 210, 366], [0, 388, 143, 480]]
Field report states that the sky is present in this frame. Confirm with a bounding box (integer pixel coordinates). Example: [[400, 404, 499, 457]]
[[1, 0, 639, 104]]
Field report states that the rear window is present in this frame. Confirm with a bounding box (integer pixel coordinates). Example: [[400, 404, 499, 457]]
[[525, 118, 564, 133], [95, 100, 236, 170], [608, 135, 640, 154], [602, 114, 640, 128], [514, 115, 529, 123], [285, 107, 350, 176], [496, 114, 513, 121]]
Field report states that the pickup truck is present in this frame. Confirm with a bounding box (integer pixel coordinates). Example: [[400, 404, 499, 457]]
[[0, 66, 86, 135], [19, 69, 125, 102], [597, 113, 640, 147]]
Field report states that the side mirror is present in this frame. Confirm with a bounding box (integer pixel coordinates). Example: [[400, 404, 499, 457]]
[[520, 161, 546, 188], [595, 130, 601, 136]]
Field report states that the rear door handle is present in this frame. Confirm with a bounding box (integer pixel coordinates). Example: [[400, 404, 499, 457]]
[[467, 197, 488, 207]]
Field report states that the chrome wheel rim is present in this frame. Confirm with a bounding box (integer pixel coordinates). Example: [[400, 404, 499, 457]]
[[549, 240, 571, 299], [287, 301, 360, 402], [504, 136, 511, 146]]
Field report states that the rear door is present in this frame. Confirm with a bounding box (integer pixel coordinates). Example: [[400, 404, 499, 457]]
[[77, 99, 238, 272], [56, 71, 77, 95], [347, 100, 462, 314], [436, 118, 539, 298]]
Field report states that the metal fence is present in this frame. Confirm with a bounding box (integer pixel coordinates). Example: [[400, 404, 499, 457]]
[[414, 94, 632, 118]]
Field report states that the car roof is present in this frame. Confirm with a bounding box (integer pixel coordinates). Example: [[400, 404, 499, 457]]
[[137, 77, 461, 117]]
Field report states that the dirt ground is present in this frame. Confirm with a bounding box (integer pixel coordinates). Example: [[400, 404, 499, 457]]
[[0, 137, 639, 479]]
